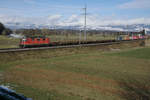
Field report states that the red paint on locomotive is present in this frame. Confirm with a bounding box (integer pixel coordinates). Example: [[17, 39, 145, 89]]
[[19, 36, 50, 48]]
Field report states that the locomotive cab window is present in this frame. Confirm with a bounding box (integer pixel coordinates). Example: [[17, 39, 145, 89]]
[[32, 38, 34, 41], [37, 38, 40, 41]]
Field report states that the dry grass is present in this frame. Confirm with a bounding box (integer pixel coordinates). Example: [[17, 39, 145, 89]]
[[145, 38, 150, 46], [0, 36, 19, 48], [48, 34, 116, 42]]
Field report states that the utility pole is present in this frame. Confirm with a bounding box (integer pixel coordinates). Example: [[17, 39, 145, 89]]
[[79, 29, 81, 44], [83, 4, 87, 41], [126, 25, 128, 35]]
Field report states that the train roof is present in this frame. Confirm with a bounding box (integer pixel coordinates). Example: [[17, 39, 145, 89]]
[[24, 36, 46, 39]]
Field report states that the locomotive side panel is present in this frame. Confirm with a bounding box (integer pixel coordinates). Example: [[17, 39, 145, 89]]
[[20, 37, 50, 48]]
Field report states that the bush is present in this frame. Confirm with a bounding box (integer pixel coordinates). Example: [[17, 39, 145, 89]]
[[2, 28, 12, 35], [0, 22, 5, 35], [0, 22, 12, 36]]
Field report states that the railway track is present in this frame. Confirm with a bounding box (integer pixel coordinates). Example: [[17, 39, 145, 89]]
[[0, 40, 142, 53]]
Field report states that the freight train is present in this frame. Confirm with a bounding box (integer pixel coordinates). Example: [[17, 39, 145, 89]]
[[19, 30, 146, 48]]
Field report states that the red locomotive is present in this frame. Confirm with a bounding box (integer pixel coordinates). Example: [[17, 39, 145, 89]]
[[19, 36, 50, 48]]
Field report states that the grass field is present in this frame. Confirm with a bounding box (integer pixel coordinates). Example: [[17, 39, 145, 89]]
[[0, 46, 150, 100], [0, 36, 20, 48]]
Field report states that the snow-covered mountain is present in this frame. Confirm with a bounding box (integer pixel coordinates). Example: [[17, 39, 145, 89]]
[[4, 22, 150, 32]]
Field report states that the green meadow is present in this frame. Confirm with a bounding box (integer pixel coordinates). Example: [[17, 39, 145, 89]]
[[0, 46, 150, 100]]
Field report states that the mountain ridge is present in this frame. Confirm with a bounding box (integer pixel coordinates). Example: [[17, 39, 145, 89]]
[[4, 22, 150, 32]]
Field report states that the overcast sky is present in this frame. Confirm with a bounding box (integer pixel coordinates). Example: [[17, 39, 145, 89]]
[[0, 0, 150, 26]]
